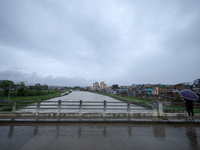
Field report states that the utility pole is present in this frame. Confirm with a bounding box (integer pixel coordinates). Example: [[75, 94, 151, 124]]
[[8, 83, 11, 101], [35, 85, 36, 97]]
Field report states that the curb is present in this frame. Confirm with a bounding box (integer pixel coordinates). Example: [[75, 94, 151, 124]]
[[1, 112, 200, 117], [1, 120, 200, 126]]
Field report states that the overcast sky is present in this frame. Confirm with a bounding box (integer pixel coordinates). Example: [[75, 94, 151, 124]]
[[0, 0, 200, 87]]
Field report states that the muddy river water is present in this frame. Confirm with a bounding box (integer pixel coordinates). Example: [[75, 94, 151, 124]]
[[17, 91, 152, 113]]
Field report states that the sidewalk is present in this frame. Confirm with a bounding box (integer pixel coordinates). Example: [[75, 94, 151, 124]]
[[0, 115, 200, 125]]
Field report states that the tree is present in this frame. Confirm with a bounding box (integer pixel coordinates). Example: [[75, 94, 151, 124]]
[[42, 84, 48, 90], [35, 83, 42, 91], [112, 84, 119, 90], [73, 86, 80, 90], [0, 80, 15, 96], [29, 85, 35, 90], [17, 81, 26, 96]]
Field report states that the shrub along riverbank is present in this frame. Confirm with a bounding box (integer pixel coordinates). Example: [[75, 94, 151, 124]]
[[0, 91, 71, 111]]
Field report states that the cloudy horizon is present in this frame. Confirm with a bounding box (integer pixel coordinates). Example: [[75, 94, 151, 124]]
[[0, 0, 200, 87]]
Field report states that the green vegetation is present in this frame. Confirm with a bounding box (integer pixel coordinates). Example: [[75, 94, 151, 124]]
[[0, 79, 72, 111], [95, 92, 151, 103], [0, 80, 15, 96], [0, 91, 71, 111], [112, 84, 119, 90], [94, 92, 200, 113]]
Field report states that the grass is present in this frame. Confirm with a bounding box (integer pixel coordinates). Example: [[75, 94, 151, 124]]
[[96, 92, 151, 103], [94, 92, 200, 113], [0, 91, 71, 111]]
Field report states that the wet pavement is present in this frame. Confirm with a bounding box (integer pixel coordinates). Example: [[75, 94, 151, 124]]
[[0, 124, 200, 150]]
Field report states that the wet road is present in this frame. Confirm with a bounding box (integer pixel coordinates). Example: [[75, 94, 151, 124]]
[[0, 125, 200, 150], [17, 91, 152, 113]]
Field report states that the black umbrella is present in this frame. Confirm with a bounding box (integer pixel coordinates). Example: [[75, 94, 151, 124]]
[[179, 89, 199, 101]]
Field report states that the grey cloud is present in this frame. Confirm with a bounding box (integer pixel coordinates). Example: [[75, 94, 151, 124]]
[[0, 70, 93, 87], [0, 0, 200, 86]]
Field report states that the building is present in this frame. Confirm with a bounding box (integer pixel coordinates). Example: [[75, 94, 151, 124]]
[[0, 80, 3, 84], [194, 79, 200, 86], [100, 81, 107, 90], [152, 86, 167, 96], [93, 82, 99, 91]]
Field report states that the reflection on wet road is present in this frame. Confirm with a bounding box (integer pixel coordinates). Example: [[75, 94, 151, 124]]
[[0, 125, 200, 150]]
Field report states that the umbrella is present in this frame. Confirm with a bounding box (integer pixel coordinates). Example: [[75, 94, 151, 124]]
[[179, 89, 199, 100]]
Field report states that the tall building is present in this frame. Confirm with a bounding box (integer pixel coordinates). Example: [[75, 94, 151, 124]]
[[100, 81, 107, 90], [93, 82, 99, 91]]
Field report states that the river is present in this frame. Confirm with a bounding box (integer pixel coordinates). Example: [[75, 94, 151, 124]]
[[16, 91, 152, 113]]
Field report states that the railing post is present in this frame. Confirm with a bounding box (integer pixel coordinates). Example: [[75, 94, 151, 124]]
[[12, 100, 17, 113], [58, 100, 61, 115], [36, 100, 41, 115], [79, 100, 82, 113], [152, 99, 158, 116], [104, 100, 106, 113], [157, 100, 163, 116], [127, 101, 130, 113]]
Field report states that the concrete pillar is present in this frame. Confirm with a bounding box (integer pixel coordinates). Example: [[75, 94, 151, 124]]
[[152, 100, 158, 116], [58, 100, 61, 115], [79, 100, 82, 113], [104, 100, 106, 113], [127, 101, 130, 113], [12, 100, 16, 113], [157, 100, 163, 115], [36, 100, 41, 115], [152, 99, 163, 116]]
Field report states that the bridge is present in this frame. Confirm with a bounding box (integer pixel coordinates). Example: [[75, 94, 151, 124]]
[[0, 91, 199, 118], [1, 91, 200, 150]]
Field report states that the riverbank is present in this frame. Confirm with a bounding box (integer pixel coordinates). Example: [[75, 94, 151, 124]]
[[0, 91, 71, 111]]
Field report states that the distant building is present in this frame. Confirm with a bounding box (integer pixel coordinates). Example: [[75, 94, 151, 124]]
[[100, 81, 107, 90], [0, 80, 3, 84], [93, 82, 99, 91], [194, 79, 200, 86]]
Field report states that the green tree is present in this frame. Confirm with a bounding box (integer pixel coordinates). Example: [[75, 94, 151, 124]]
[[17, 81, 26, 96], [112, 84, 119, 90], [0, 80, 15, 96], [29, 85, 35, 90], [73, 86, 80, 90], [42, 84, 48, 90], [35, 83, 42, 91]]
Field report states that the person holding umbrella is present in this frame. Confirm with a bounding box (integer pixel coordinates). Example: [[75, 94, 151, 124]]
[[179, 89, 199, 120]]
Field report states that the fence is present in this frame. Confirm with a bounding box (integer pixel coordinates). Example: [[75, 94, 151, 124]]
[[0, 100, 152, 114], [163, 101, 200, 113], [1, 100, 200, 115]]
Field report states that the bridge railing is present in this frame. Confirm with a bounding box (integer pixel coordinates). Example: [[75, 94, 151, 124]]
[[1, 100, 199, 115], [163, 101, 200, 113], [0, 100, 151, 114]]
